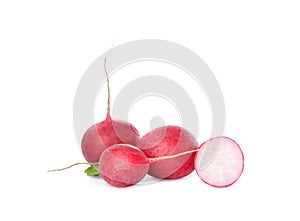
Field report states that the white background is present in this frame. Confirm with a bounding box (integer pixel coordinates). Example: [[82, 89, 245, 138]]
[[0, 0, 299, 220]]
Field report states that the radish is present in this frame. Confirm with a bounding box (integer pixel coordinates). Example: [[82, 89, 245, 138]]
[[81, 51, 140, 163], [48, 136, 244, 188], [137, 125, 198, 179], [99, 144, 149, 187], [194, 136, 244, 188]]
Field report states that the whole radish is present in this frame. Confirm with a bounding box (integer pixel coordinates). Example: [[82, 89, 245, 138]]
[[99, 144, 149, 187], [81, 52, 140, 163], [137, 125, 198, 179]]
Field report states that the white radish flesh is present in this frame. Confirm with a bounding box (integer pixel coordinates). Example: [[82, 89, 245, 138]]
[[194, 136, 244, 188]]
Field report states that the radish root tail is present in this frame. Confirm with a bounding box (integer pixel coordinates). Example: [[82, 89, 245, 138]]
[[148, 148, 199, 163], [47, 162, 98, 172], [47, 148, 200, 172], [104, 40, 116, 119]]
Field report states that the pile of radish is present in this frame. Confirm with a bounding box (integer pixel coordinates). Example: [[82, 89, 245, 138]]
[[49, 54, 244, 188]]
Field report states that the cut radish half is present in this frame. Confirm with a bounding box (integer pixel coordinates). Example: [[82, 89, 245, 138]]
[[194, 137, 244, 188]]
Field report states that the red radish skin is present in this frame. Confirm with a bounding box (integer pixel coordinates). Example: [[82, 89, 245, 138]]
[[82, 117, 139, 163], [137, 126, 198, 179], [194, 136, 244, 188], [81, 50, 140, 163], [99, 144, 149, 187]]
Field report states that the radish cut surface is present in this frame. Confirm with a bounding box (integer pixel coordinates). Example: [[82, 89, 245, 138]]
[[194, 137, 244, 188]]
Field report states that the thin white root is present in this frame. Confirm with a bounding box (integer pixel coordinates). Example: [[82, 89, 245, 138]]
[[47, 149, 200, 172], [47, 162, 98, 172], [149, 149, 199, 163], [104, 40, 116, 118]]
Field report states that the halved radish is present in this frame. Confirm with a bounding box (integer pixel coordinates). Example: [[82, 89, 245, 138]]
[[194, 136, 244, 188]]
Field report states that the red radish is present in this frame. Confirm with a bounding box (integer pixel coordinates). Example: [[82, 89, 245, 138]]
[[48, 136, 245, 188], [137, 126, 198, 179], [194, 136, 244, 188], [81, 52, 140, 163], [99, 144, 149, 187], [82, 117, 139, 163]]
